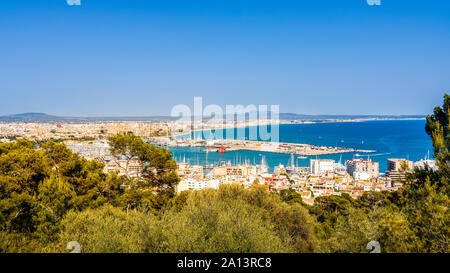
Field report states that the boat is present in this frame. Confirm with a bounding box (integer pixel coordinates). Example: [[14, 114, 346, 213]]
[[297, 156, 307, 159], [217, 145, 229, 153]]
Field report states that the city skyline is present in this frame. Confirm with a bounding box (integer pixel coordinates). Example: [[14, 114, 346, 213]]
[[1, 0, 450, 116]]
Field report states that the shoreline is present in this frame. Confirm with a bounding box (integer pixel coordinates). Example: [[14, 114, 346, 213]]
[[168, 117, 426, 139], [156, 138, 376, 157]]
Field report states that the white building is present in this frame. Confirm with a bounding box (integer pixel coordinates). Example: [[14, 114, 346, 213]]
[[176, 178, 220, 193], [414, 159, 438, 172], [346, 159, 379, 179], [353, 171, 370, 180], [310, 159, 335, 175], [213, 164, 257, 177]]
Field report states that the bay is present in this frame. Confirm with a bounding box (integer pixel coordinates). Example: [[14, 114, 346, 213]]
[[170, 120, 433, 173]]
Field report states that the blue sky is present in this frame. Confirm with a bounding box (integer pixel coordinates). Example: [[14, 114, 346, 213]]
[[0, 0, 449, 116]]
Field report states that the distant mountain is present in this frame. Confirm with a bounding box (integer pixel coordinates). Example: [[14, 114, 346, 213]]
[[0, 113, 74, 122], [0, 112, 426, 123], [11, 112, 49, 117], [0, 113, 177, 122]]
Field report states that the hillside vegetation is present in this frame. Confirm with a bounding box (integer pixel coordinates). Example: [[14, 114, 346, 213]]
[[1, 95, 449, 253]]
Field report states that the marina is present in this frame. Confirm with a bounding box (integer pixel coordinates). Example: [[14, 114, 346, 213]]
[[154, 120, 433, 173], [155, 138, 376, 156]]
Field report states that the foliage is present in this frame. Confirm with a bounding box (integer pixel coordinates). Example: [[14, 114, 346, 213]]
[[58, 205, 155, 253], [1, 93, 450, 253], [0, 231, 47, 253], [152, 186, 288, 253], [108, 134, 179, 192], [424, 93, 450, 192], [56, 185, 316, 253], [279, 188, 305, 206], [0, 136, 177, 251]]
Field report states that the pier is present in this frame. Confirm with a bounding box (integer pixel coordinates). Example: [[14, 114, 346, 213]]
[[153, 138, 376, 156]]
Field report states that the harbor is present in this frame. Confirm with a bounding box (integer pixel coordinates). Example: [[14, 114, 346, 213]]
[[152, 138, 376, 156]]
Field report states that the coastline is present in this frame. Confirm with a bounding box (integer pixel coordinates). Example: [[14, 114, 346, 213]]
[[168, 117, 426, 139]]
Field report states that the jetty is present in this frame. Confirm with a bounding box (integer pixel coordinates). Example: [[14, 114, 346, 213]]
[[154, 138, 375, 156]]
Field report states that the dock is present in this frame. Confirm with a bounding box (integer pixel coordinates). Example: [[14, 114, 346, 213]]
[[154, 138, 376, 156]]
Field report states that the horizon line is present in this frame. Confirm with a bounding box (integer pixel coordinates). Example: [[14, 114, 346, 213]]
[[0, 112, 428, 118]]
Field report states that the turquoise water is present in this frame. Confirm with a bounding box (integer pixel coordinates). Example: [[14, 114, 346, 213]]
[[170, 120, 433, 173]]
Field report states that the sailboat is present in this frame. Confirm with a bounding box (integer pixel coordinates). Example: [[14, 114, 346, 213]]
[[286, 154, 296, 174], [258, 155, 269, 174], [288, 154, 295, 168]]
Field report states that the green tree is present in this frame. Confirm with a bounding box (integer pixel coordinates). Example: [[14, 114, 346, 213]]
[[214, 184, 317, 252], [153, 187, 288, 253], [58, 205, 155, 253], [34, 175, 76, 242], [279, 188, 305, 205], [108, 134, 145, 179], [403, 178, 449, 252], [320, 206, 417, 253], [0, 139, 124, 243], [0, 140, 51, 233], [397, 94, 450, 252], [108, 134, 179, 193], [42, 141, 118, 210], [0, 231, 46, 253], [424, 93, 450, 192]]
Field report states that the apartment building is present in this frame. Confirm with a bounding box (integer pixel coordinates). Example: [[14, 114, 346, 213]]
[[310, 159, 335, 175], [346, 159, 379, 179], [213, 165, 257, 177]]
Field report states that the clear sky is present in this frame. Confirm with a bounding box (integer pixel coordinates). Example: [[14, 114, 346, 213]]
[[0, 0, 449, 116]]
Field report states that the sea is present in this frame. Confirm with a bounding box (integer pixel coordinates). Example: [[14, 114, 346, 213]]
[[169, 120, 433, 173]]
